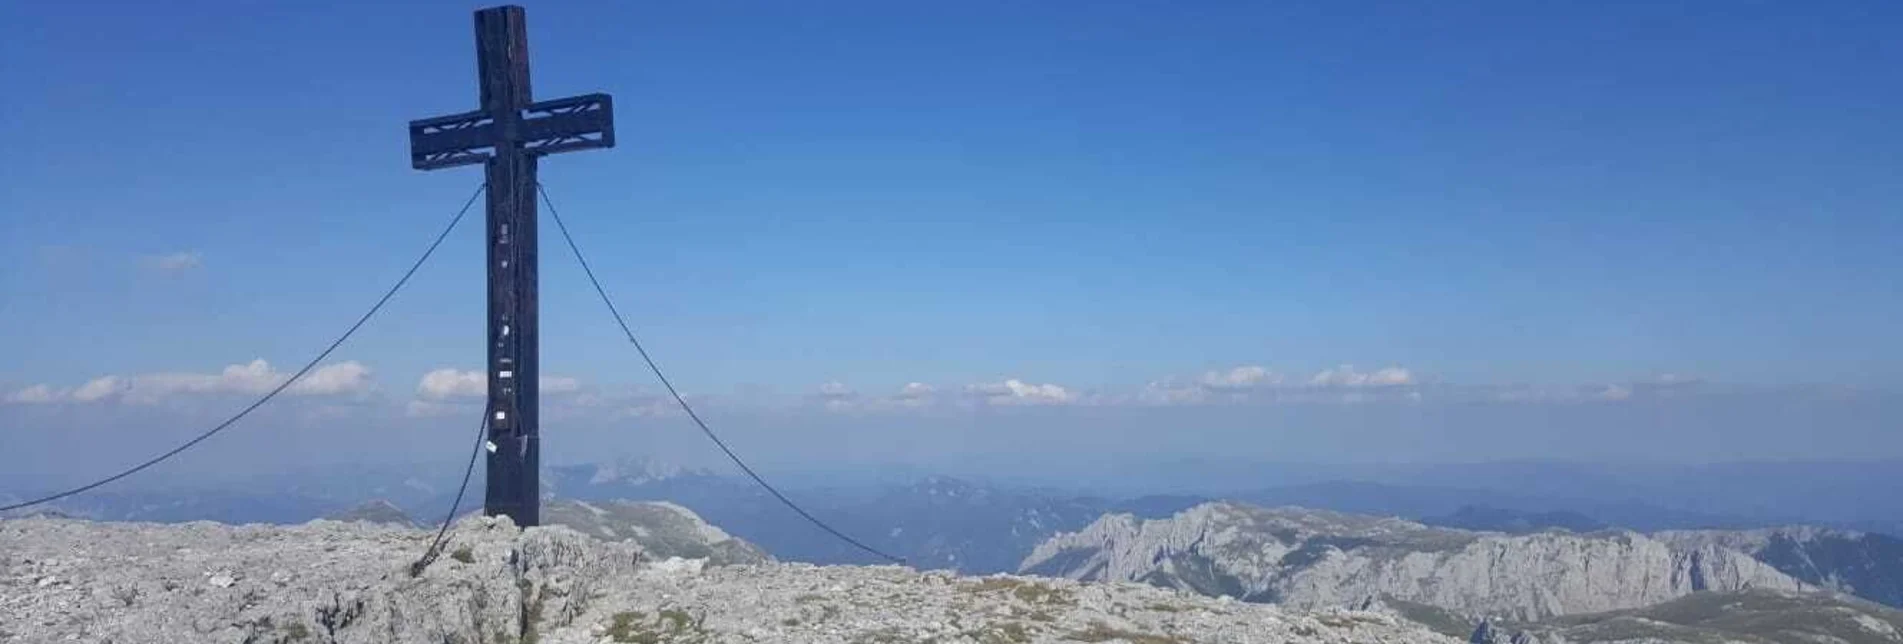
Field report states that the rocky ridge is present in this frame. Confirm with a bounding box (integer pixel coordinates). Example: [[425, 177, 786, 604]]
[[315, 497, 772, 568], [0, 516, 1458, 643], [1021, 501, 1810, 621], [1658, 527, 1903, 609], [541, 498, 771, 565]]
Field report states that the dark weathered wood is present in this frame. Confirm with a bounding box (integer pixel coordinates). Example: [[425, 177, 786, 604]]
[[409, 94, 613, 169], [407, 5, 615, 528], [476, 6, 532, 115], [476, 4, 540, 529]]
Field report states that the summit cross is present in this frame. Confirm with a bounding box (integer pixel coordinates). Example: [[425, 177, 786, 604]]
[[408, 5, 615, 527]]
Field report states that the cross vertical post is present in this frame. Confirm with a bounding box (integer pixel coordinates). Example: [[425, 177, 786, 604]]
[[478, 5, 539, 528], [408, 5, 615, 528]]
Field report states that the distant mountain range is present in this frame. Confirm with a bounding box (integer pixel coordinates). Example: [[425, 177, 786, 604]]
[[547, 467, 1137, 572], [7, 457, 1901, 582], [1017, 500, 1903, 642], [1022, 501, 1809, 619]]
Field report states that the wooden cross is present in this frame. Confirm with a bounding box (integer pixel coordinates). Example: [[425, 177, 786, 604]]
[[408, 5, 615, 527]]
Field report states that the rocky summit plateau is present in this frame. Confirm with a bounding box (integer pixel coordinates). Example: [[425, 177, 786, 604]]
[[0, 516, 1456, 644]]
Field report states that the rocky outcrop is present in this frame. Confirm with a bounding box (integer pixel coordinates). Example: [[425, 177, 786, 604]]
[[1659, 526, 1903, 608], [542, 498, 771, 565], [1469, 619, 1543, 644], [1021, 501, 1810, 621], [1, 515, 642, 643], [0, 516, 1460, 643]]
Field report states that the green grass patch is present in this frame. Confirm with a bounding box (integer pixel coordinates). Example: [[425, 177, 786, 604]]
[[604, 608, 709, 643], [1068, 622, 1189, 644]]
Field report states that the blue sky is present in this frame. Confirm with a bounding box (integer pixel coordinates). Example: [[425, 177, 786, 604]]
[[2, 1, 1900, 480]]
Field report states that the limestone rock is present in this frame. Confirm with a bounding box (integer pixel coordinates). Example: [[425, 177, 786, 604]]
[[1021, 501, 1810, 620], [541, 498, 771, 565], [0, 516, 1457, 643], [1657, 526, 1903, 608], [1508, 587, 1903, 644]]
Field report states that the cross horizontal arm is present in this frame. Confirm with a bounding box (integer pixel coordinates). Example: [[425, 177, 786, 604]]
[[409, 110, 496, 170], [409, 93, 614, 171], [522, 93, 616, 156]]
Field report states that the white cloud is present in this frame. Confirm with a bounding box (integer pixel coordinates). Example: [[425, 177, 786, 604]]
[[145, 251, 202, 272], [1136, 365, 1286, 404], [416, 368, 581, 400], [895, 382, 936, 406], [144, 360, 280, 396], [124, 359, 371, 402], [1138, 378, 1205, 405], [1134, 363, 1419, 406], [591, 389, 682, 418], [620, 399, 679, 418], [542, 383, 687, 420], [4, 384, 60, 404], [4, 360, 372, 405], [1370, 367, 1414, 386], [293, 362, 372, 395], [966, 379, 1076, 406], [1643, 373, 1705, 394], [1137, 365, 1282, 405], [815, 381, 859, 411], [1199, 365, 1280, 391], [404, 399, 468, 418], [1485, 381, 1665, 404], [70, 376, 126, 402], [1309, 365, 1413, 387], [813, 381, 943, 412], [540, 375, 582, 394], [418, 369, 486, 400]]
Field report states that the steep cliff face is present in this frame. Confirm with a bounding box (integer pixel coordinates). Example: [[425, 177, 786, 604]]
[[1659, 526, 1903, 608], [1021, 501, 1809, 620], [0, 516, 1460, 644]]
